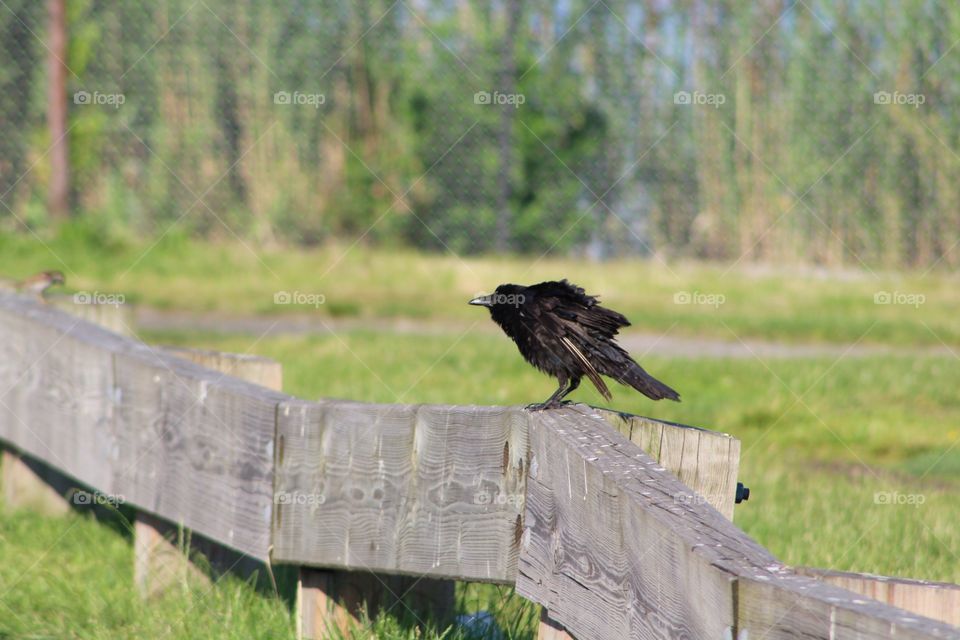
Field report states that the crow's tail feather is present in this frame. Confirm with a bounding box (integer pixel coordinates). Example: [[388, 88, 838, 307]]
[[623, 363, 680, 401]]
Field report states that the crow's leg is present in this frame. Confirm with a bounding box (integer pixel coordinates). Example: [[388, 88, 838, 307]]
[[556, 376, 580, 404], [526, 376, 575, 411]]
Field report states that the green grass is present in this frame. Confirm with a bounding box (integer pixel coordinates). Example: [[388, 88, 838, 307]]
[[0, 507, 295, 639], [1, 234, 959, 638], [2, 223, 960, 346], [0, 505, 538, 639]]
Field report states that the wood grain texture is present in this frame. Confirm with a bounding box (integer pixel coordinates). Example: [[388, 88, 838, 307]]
[[517, 406, 959, 640], [738, 572, 959, 639], [0, 293, 289, 561], [273, 400, 529, 582], [134, 345, 284, 598], [518, 406, 751, 639], [113, 344, 288, 560], [596, 409, 740, 520], [797, 568, 960, 628], [0, 295, 121, 495]]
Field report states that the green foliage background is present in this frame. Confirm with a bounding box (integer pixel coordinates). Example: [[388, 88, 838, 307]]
[[3, 1, 960, 265]]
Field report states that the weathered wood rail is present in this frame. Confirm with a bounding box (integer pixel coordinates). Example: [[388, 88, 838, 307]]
[[0, 293, 957, 639]]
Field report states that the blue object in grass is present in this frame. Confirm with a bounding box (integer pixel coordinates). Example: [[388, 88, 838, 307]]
[[454, 611, 504, 640]]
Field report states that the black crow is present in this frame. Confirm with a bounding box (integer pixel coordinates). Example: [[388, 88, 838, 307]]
[[470, 280, 680, 409]]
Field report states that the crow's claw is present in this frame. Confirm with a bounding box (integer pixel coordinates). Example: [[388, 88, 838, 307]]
[[524, 400, 565, 411]]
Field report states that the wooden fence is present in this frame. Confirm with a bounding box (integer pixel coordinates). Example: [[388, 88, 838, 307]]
[[0, 292, 957, 639]]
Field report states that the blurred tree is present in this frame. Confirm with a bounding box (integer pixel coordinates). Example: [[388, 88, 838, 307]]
[[0, 0, 958, 267], [46, 0, 69, 219]]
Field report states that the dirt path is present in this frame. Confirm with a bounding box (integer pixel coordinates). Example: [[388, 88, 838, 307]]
[[135, 307, 953, 360]]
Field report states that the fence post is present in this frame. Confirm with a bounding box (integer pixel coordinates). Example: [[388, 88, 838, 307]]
[[0, 449, 72, 515], [597, 409, 741, 520], [297, 570, 454, 639], [796, 567, 960, 627], [46, 294, 135, 336], [133, 511, 209, 598], [133, 346, 283, 599], [538, 608, 575, 640], [161, 346, 283, 391]]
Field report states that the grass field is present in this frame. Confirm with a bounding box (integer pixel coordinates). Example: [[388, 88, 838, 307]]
[[2, 224, 959, 345], [1, 234, 958, 638]]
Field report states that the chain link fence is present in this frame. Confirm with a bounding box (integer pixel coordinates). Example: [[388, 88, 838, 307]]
[[2, 1, 959, 266]]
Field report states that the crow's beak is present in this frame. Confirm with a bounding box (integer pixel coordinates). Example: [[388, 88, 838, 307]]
[[469, 295, 493, 307]]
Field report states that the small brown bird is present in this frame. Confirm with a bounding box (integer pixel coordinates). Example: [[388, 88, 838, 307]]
[[16, 270, 66, 298]]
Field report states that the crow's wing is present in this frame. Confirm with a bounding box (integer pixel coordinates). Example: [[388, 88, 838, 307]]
[[527, 281, 617, 399], [529, 280, 630, 339], [520, 280, 678, 402], [558, 333, 611, 399]]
